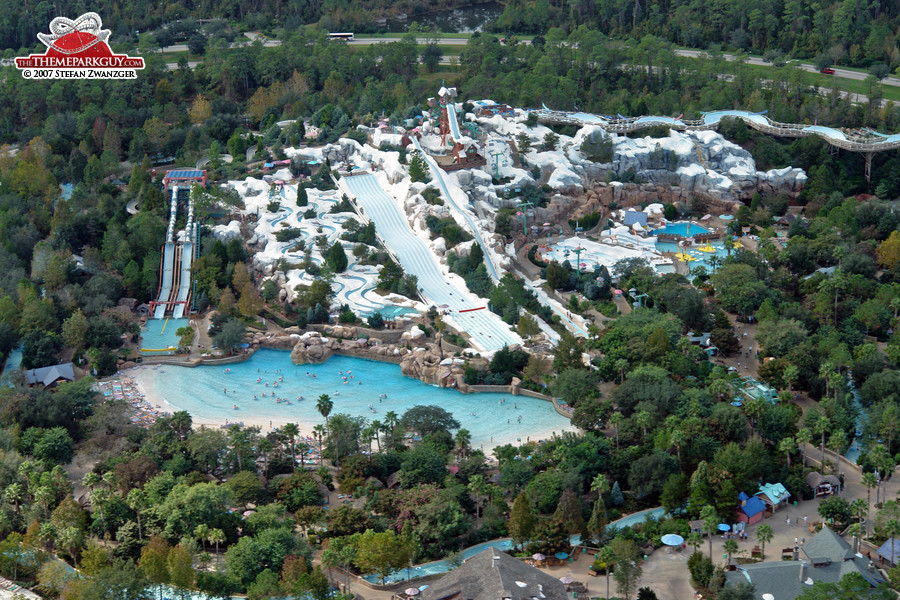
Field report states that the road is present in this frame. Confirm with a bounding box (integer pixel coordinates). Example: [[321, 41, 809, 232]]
[[151, 32, 900, 91], [673, 48, 900, 87]]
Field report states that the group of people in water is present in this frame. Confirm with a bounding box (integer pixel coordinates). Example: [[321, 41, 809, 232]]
[[222, 367, 385, 411]]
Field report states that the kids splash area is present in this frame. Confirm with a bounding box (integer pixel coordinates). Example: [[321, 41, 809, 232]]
[[133, 350, 574, 449], [536, 218, 737, 276]]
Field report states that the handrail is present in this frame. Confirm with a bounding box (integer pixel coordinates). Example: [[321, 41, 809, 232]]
[[537, 108, 900, 153]]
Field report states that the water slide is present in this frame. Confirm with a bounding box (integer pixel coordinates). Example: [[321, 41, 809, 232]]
[[342, 174, 520, 352], [446, 101, 463, 140], [171, 194, 195, 319], [153, 186, 180, 319], [543, 108, 900, 151], [411, 137, 501, 282], [154, 243, 176, 319]]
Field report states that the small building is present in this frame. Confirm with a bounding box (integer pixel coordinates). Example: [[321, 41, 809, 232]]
[[806, 472, 841, 498], [420, 547, 568, 600], [689, 519, 705, 534], [23, 363, 75, 388], [876, 538, 900, 567], [776, 213, 797, 227], [757, 482, 791, 514], [724, 526, 885, 600], [162, 169, 207, 189], [736, 491, 767, 525]]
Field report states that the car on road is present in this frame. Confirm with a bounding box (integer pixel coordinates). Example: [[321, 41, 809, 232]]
[[821, 67, 835, 74]]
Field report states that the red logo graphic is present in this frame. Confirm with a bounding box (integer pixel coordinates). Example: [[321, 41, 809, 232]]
[[15, 12, 144, 79]]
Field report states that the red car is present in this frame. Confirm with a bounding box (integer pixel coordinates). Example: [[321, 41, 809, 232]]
[[821, 67, 835, 74]]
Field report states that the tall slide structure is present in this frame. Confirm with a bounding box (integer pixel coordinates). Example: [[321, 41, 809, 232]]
[[151, 184, 197, 319]]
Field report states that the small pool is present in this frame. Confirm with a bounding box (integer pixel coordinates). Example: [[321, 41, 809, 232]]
[[366, 305, 419, 319], [655, 222, 710, 237], [719, 214, 734, 220], [141, 317, 188, 354]]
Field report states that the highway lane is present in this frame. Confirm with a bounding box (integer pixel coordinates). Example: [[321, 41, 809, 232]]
[[673, 48, 900, 87], [151, 32, 900, 90]]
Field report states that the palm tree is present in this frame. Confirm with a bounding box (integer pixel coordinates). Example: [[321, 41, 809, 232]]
[[468, 475, 490, 529], [756, 523, 773, 559], [126, 488, 147, 539], [811, 414, 831, 465], [282, 422, 299, 467], [316, 395, 333, 426], [635, 411, 651, 440], [455, 429, 472, 458], [371, 419, 382, 452], [828, 430, 849, 464], [194, 524, 209, 552], [313, 424, 326, 460], [614, 359, 628, 384], [863, 472, 877, 539], [384, 411, 399, 448], [851, 498, 867, 525], [4, 483, 22, 513], [208, 528, 225, 569], [778, 437, 797, 467], [744, 398, 765, 435], [58, 526, 83, 568], [598, 545, 615, 599], [700, 505, 718, 560], [591, 473, 610, 496], [609, 412, 623, 449], [669, 427, 685, 463], [724, 538, 738, 567], [297, 441, 310, 467], [258, 437, 272, 475], [686, 531, 703, 554]]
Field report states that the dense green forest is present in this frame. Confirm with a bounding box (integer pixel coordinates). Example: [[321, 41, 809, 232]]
[[495, 0, 900, 69]]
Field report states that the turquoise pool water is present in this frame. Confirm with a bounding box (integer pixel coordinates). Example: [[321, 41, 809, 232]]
[[655, 222, 710, 237], [656, 240, 729, 272], [362, 506, 667, 583], [140, 350, 573, 449], [140, 317, 188, 354], [365, 305, 420, 319]]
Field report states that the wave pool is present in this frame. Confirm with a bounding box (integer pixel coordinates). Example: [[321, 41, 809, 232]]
[[136, 350, 574, 449]]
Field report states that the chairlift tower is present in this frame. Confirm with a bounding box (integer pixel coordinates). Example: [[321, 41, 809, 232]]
[[573, 246, 586, 274], [489, 150, 504, 179], [517, 200, 535, 236]]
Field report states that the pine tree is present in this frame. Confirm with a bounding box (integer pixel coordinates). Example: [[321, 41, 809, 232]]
[[326, 242, 348, 273], [508, 493, 536, 550], [408, 150, 430, 183], [610, 481, 624, 506], [553, 489, 586, 536], [297, 185, 309, 207]]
